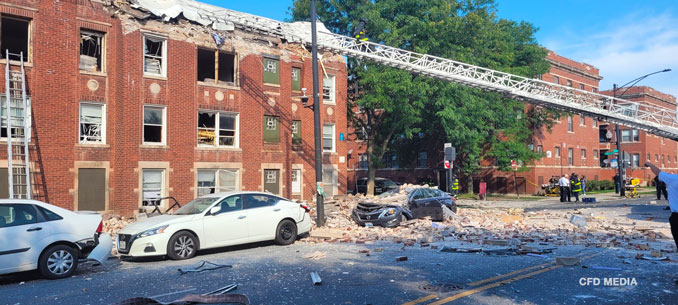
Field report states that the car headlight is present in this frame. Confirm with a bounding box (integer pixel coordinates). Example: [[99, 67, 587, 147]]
[[138, 225, 168, 238], [379, 208, 396, 218]]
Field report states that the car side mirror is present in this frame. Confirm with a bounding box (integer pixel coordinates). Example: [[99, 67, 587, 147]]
[[209, 206, 221, 215]]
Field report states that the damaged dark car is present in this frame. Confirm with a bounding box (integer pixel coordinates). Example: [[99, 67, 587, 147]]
[[351, 187, 457, 227]]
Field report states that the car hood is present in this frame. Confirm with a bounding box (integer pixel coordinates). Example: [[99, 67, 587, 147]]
[[119, 214, 193, 234]]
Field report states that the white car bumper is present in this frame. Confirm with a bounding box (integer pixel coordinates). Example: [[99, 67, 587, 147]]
[[298, 212, 312, 234], [87, 233, 113, 264], [116, 233, 172, 257]]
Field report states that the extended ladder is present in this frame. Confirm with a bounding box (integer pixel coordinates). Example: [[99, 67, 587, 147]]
[[4, 50, 31, 199]]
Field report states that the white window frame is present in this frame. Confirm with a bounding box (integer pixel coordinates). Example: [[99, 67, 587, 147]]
[[197, 168, 239, 196], [581, 149, 586, 159], [141, 169, 164, 206], [291, 168, 302, 194], [79, 102, 106, 144], [579, 114, 585, 126], [143, 34, 167, 77], [143, 105, 166, 145], [322, 74, 336, 104], [197, 110, 239, 148], [322, 123, 335, 152], [80, 29, 106, 73]]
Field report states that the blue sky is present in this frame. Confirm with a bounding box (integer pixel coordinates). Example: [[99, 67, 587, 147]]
[[204, 0, 677, 97]]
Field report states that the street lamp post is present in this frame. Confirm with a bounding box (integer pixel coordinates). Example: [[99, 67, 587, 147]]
[[613, 69, 671, 197]]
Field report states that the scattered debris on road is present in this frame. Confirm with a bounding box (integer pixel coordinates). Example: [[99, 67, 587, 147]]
[[178, 260, 232, 275], [395, 256, 408, 262], [310, 272, 322, 285]]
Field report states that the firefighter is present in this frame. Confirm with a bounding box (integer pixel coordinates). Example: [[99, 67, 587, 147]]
[[353, 18, 369, 41], [570, 173, 582, 202], [451, 175, 460, 195]]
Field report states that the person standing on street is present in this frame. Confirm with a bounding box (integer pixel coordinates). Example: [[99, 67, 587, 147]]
[[646, 161, 678, 252], [655, 175, 668, 200], [581, 175, 587, 195], [571, 173, 581, 202], [559, 174, 570, 202]]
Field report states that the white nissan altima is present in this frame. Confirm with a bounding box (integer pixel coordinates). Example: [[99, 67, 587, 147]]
[[0, 200, 112, 279], [116, 191, 312, 260]]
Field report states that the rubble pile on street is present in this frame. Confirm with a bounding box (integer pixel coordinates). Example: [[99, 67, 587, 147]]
[[102, 214, 134, 237], [306, 185, 675, 256]]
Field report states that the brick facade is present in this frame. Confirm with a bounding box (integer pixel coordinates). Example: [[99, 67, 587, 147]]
[[0, 0, 347, 215]]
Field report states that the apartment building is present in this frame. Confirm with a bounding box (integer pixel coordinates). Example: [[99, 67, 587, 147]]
[[0, 0, 347, 215]]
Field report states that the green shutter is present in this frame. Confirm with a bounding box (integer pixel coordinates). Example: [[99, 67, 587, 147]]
[[263, 116, 280, 143], [292, 120, 301, 145], [291, 67, 301, 91], [263, 58, 279, 84]]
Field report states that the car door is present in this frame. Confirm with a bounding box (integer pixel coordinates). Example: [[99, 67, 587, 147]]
[[202, 195, 249, 248], [0, 204, 51, 274], [244, 194, 280, 241]]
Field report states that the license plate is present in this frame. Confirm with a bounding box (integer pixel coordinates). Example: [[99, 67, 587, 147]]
[[119, 241, 126, 249], [365, 223, 373, 227]]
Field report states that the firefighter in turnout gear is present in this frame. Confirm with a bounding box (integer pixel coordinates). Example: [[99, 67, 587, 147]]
[[353, 18, 369, 41], [451, 175, 460, 195], [570, 173, 582, 202]]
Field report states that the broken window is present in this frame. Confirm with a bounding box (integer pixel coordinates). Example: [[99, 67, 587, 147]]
[[143, 35, 166, 76], [197, 169, 238, 196], [142, 169, 164, 206], [323, 75, 336, 103], [143, 106, 164, 144], [292, 120, 301, 145], [197, 49, 236, 85], [291, 67, 301, 91], [263, 57, 279, 84], [0, 16, 30, 62], [263, 115, 279, 143], [80, 30, 104, 72], [322, 123, 335, 152], [79, 103, 105, 143], [197, 111, 237, 147]]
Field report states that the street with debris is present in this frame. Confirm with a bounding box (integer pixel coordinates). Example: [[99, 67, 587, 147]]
[[2, 190, 677, 305]]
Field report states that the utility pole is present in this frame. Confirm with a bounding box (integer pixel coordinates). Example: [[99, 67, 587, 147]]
[[310, 0, 325, 226], [614, 84, 625, 197]]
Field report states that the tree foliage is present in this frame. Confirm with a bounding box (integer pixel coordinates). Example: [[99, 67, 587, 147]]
[[289, 0, 553, 192]]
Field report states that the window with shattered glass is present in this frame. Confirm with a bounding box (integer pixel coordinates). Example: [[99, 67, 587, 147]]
[[80, 103, 104, 143], [197, 49, 236, 85], [198, 111, 237, 147], [197, 169, 238, 196], [0, 16, 30, 62], [144, 35, 165, 76], [322, 75, 335, 103], [80, 30, 104, 72]]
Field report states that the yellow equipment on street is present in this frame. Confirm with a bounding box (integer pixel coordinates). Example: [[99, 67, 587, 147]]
[[625, 178, 641, 198]]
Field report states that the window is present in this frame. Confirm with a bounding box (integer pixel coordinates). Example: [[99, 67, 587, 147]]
[[528, 144, 534, 151], [655, 154, 658, 161], [322, 74, 336, 104], [593, 87, 598, 93], [567, 80, 572, 87], [263, 115, 280, 143], [197, 169, 239, 197], [593, 149, 598, 159], [358, 154, 368, 169], [662, 155, 665, 167], [593, 119, 598, 127], [568, 148, 573, 165], [143, 106, 165, 144], [80, 30, 104, 72], [263, 57, 279, 84], [291, 169, 301, 194], [417, 152, 428, 168], [143, 35, 166, 76], [662, 137, 665, 145], [621, 129, 639, 142], [553, 76, 559, 84], [79, 103, 105, 143], [142, 169, 164, 206], [1, 16, 30, 62], [382, 153, 398, 168], [291, 120, 302, 145], [245, 194, 279, 209], [567, 116, 573, 132], [579, 84, 585, 90], [35, 205, 62, 221], [0, 204, 36, 227], [555, 146, 561, 158], [216, 195, 243, 214], [647, 154, 651, 160], [197, 111, 238, 147], [537, 145, 543, 154], [323, 123, 335, 152], [197, 49, 236, 85], [581, 149, 586, 159], [580, 114, 585, 126], [291, 67, 301, 91]]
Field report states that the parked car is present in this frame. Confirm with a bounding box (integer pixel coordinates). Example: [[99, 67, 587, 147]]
[[408, 188, 457, 221], [0, 200, 112, 279], [116, 191, 312, 260], [354, 177, 400, 195], [351, 202, 413, 228]]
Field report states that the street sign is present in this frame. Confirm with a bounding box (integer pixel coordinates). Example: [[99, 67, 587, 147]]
[[511, 159, 518, 171], [444, 146, 456, 161], [604, 149, 619, 156], [444, 160, 450, 169]]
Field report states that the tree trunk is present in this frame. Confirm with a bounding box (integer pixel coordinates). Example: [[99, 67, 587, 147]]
[[366, 144, 376, 196]]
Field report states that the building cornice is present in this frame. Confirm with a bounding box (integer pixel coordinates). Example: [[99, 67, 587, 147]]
[[546, 58, 603, 81]]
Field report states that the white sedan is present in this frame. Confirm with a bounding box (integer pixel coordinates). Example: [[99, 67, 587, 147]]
[[0, 200, 112, 279], [116, 191, 312, 260]]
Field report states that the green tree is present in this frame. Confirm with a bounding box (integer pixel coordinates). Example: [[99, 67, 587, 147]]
[[290, 0, 552, 194]]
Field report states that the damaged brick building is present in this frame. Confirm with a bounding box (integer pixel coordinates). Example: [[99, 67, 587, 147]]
[[0, 0, 348, 215]]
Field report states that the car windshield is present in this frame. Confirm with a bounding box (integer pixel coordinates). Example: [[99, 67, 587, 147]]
[[382, 180, 397, 187], [174, 197, 220, 215]]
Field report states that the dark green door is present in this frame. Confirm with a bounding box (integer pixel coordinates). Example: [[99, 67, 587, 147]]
[[78, 168, 106, 211], [263, 169, 280, 195]]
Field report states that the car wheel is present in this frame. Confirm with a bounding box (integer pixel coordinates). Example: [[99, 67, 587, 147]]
[[275, 219, 297, 245], [39, 245, 79, 279], [167, 231, 199, 260]]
